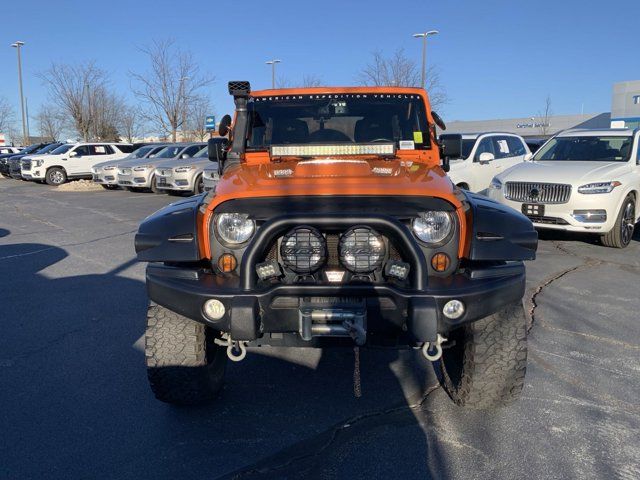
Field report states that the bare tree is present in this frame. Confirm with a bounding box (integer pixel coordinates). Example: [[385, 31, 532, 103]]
[[537, 95, 553, 136], [184, 96, 213, 141], [38, 61, 110, 141], [0, 97, 16, 136], [36, 104, 66, 141], [301, 74, 324, 87], [131, 39, 215, 142], [275, 75, 292, 89], [357, 48, 449, 111], [90, 87, 124, 141], [119, 106, 145, 143]]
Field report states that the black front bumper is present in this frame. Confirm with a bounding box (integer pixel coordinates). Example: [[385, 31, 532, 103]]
[[146, 262, 526, 347]]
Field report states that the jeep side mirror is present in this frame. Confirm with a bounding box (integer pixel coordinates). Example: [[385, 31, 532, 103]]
[[478, 152, 495, 164], [438, 134, 462, 173], [218, 114, 232, 137], [208, 138, 228, 163]]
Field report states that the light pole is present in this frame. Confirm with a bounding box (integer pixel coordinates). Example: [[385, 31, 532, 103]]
[[179, 76, 189, 141], [11, 41, 27, 145], [265, 59, 281, 89], [412, 30, 439, 89]]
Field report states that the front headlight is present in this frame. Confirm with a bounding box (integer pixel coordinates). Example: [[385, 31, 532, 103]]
[[215, 213, 255, 245], [34, 160, 44, 167], [489, 177, 502, 190], [133, 164, 152, 171], [412, 211, 453, 244], [174, 165, 195, 173], [103, 166, 115, 171], [578, 181, 621, 194]]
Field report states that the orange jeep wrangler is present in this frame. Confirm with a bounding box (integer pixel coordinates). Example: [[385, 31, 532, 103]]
[[135, 81, 537, 408]]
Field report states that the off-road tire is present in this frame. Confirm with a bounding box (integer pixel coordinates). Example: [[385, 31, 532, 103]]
[[145, 304, 227, 405], [600, 195, 635, 248], [45, 167, 67, 186], [437, 302, 527, 409]]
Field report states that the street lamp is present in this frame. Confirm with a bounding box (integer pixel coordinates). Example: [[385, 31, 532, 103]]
[[10, 41, 28, 145], [412, 30, 439, 89], [265, 59, 281, 89]]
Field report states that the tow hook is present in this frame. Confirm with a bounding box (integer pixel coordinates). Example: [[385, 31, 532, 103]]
[[422, 334, 448, 362], [215, 335, 248, 362]]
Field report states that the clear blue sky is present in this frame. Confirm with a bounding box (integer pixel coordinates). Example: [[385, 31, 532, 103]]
[[2, 0, 639, 134]]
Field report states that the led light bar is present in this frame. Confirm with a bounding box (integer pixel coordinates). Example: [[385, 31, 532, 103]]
[[270, 143, 395, 157]]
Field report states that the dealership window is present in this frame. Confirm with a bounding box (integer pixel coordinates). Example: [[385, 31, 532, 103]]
[[633, 95, 640, 105]]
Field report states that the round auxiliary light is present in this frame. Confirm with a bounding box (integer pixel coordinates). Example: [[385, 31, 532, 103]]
[[203, 299, 226, 321], [216, 213, 255, 245], [339, 227, 386, 273], [412, 211, 452, 244], [443, 300, 465, 320], [280, 226, 327, 274]]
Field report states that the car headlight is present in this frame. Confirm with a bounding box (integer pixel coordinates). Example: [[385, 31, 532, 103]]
[[489, 177, 502, 190], [133, 164, 152, 171], [412, 211, 453, 244], [103, 166, 116, 171], [215, 213, 255, 245], [174, 165, 195, 173], [34, 160, 44, 167], [578, 181, 621, 194]]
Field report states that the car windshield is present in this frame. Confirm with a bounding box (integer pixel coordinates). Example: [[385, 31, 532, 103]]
[[155, 146, 184, 158], [21, 144, 43, 154], [461, 139, 476, 159], [36, 143, 60, 154], [128, 146, 154, 159], [246, 94, 431, 150], [50, 144, 74, 155], [534, 136, 633, 162]]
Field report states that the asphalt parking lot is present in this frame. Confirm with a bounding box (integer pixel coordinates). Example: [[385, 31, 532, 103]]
[[1, 178, 639, 480]]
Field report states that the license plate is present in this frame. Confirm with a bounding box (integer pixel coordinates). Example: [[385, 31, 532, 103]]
[[522, 203, 544, 217], [158, 177, 166, 185]]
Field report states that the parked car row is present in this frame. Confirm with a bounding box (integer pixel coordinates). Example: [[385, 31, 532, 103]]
[[0, 139, 226, 197]]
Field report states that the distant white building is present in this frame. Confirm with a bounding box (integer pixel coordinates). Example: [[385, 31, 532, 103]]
[[611, 80, 640, 130]]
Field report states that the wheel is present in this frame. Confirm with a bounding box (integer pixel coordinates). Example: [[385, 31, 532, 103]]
[[45, 167, 67, 186], [195, 174, 204, 194], [145, 304, 227, 405], [149, 176, 163, 194], [600, 195, 635, 248], [437, 302, 527, 409], [101, 184, 118, 190]]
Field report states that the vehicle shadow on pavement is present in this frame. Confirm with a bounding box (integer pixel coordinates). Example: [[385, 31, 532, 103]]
[[0, 228, 9, 238], [1, 242, 451, 479], [537, 225, 640, 245]]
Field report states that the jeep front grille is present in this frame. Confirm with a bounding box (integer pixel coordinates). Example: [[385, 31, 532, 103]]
[[504, 182, 571, 204]]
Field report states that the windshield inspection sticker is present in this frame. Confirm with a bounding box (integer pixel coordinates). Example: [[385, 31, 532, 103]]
[[413, 131, 424, 144], [399, 140, 415, 150]]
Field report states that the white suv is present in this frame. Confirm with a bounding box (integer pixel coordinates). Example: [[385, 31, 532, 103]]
[[446, 133, 531, 192], [488, 128, 640, 248], [21, 142, 133, 185]]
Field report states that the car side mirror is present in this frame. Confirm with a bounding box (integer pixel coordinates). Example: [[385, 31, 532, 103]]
[[69, 151, 78, 158], [524, 152, 533, 162], [208, 138, 228, 163], [181, 153, 190, 159], [218, 114, 232, 137], [478, 152, 495, 164], [438, 134, 462, 173]]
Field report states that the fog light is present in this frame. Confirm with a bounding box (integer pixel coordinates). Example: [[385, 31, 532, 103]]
[[256, 261, 281, 280], [384, 260, 410, 280], [217, 253, 237, 273], [203, 299, 226, 321], [443, 300, 465, 320], [431, 253, 451, 272]]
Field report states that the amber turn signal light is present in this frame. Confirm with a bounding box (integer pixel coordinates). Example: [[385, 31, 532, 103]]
[[431, 253, 450, 272], [218, 253, 237, 273]]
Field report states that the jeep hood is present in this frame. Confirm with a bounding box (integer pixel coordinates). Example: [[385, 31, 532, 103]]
[[499, 160, 631, 184], [212, 158, 456, 203]]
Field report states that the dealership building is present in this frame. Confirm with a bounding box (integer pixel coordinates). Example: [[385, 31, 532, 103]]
[[446, 80, 640, 138]]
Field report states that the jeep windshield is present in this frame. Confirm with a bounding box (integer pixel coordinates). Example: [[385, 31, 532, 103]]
[[534, 136, 633, 162], [246, 94, 431, 153]]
